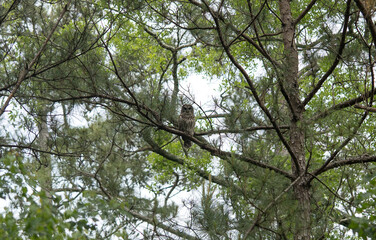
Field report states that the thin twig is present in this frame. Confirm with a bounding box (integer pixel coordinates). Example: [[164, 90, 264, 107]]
[[0, 1, 71, 117], [243, 174, 305, 239]]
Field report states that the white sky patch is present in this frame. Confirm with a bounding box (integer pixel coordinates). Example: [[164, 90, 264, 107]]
[[180, 73, 221, 109]]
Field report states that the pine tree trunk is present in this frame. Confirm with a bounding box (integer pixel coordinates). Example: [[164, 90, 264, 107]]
[[279, 0, 311, 239], [293, 178, 311, 240], [37, 104, 53, 204]]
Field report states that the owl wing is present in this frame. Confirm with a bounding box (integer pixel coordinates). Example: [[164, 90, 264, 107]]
[[178, 114, 195, 148], [178, 115, 185, 131], [187, 117, 195, 135]]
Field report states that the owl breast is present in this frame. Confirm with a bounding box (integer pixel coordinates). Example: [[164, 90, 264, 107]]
[[178, 104, 195, 148], [178, 114, 195, 135]]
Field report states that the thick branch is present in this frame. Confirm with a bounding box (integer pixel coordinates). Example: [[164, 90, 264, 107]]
[[354, 0, 376, 47], [354, 104, 376, 112], [310, 87, 376, 121], [317, 155, 376, 174]]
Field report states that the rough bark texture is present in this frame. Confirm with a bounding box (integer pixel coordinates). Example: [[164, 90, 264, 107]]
[[279, 0, 311, 239]]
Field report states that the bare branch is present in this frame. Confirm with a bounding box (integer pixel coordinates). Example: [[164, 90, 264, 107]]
[[196, 113, 229, 119], [317, 154, 376, 174], [123, 204, 198, 240], [354, 104, 376, 112], [308, 173, 351, 204]]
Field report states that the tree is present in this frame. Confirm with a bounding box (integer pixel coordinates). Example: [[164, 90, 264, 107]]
[[1, 0, 376, 239]]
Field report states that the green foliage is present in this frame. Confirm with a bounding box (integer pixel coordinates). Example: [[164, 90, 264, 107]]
[[1, 0, 376, 239], [347, 168, 376, 239], [0, 153, 93, 239], [147, 131, 213, 191]]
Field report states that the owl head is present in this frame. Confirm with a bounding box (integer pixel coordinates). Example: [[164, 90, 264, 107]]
[[181, 104, 194, 114]]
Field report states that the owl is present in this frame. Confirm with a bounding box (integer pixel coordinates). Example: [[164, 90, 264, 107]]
[[178, 104, 195, 148]]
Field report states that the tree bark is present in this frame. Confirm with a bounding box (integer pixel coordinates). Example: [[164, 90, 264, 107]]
[[36, 103, 53, 205], [279, 0, 311, 239]]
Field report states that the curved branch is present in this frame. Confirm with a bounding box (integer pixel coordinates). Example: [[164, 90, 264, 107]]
[[123, 204, 199, 240], [54, 185, 198, 239], [316, 155, 376, 174], [74, 164, 199, 239]]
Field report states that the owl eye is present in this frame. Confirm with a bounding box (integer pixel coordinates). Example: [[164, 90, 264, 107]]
[[183, 105, 192, 110]]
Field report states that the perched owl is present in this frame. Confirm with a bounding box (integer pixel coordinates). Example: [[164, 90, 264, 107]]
[[178, 104, 195, 148]]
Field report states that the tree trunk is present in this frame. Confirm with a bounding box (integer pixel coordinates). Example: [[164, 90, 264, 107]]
[[293, 175, 311, 240], [37, 104, 53, 204], [279, 0, 311, 239]]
